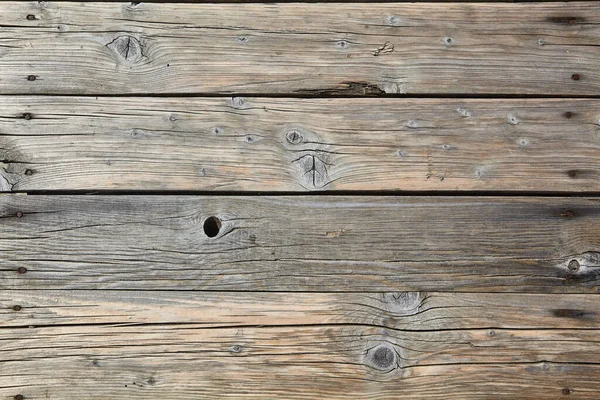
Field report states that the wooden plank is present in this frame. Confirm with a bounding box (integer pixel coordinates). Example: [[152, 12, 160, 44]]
[[2, 195, 599, 292], [1, 291, 599, 399], [3, 290, 600, 329], [1, 97, 599, 192], [0, 2, 598, 95]]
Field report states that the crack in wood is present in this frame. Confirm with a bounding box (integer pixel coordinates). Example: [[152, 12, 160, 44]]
[[292, 152, 333, 189]]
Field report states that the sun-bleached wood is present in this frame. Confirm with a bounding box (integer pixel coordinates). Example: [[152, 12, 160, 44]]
[[2, 195, 599, 292], [1, 97, 599, 191], [2, 290, 599, 399], [0, 2, 597, 95], [3, 290, 600, 329]]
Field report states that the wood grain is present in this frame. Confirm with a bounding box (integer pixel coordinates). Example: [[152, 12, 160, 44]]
[[0, 2, 598, 95], [2, 195, 599, 292], [4, 290, 600, 329], [2, 290, 599, 399], [1, 97, 599, 191]]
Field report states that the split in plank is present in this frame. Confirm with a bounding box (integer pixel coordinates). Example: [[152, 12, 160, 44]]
[[0, 2, 598, 94], [0, 97, 599, 191], [2, 290, 599, 399], [2, 195, 599, 292]]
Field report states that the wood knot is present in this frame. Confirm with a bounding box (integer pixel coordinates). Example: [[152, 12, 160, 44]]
[[230, 97, 246, 109], [203, 216, 221, 238], [568, 260, 580, 272], [442, 37, 454, 47], [365, 344, 398, 371], [387, 16, 402, 27], [106, 35, 145, 63], [456, 107, 471, 118], [507, 114, 520, 125], [285, 129, 303, 145], [560, 210, 576, 218], [561, 252, 600, 283], [383, 292, 421, 315]]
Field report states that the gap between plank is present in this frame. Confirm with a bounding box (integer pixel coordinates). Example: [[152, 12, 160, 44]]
[[12, 190, 600, 197]]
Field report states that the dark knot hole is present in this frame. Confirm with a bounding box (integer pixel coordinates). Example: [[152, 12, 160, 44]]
[[203, 216, 221, 238]]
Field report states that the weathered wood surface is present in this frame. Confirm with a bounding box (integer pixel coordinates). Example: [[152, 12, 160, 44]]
[[2, 195, 599, 291], [4, 290, 600, 329], [2, 291, 599, 399], [1, 97, 599, 192], [0, 2, 598, 95]]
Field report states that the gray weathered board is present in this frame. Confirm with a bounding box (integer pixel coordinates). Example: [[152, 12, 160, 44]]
[[0, 2, 598, 95], [2, 195, 599, 292], [3, 0, 600, 399], [0, 97, 598, 192], [1, 291, 599, 399]]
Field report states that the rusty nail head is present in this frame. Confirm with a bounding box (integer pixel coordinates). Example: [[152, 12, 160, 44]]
[[571, 74, 581, 81], [13, 305, 22, 311], [17, 266, 27, 274], [27, 75, 36, 81], [26, 14, 35, 20], [16, 211, 23, 218], [563, 388, 571, 395], [14, 395, 24, 400], [23, 113, 32, 120]]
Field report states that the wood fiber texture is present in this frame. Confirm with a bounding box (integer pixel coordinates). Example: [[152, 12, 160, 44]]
[[2, 195, 599, 292], [0, 2, 597, 95], [0, 97, 598, 192], [2, 291, 599, 399], [3, 0, 600, 398]]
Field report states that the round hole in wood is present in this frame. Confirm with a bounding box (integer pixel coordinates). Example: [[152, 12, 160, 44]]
[[203, 216, 221, 238]]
